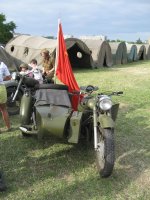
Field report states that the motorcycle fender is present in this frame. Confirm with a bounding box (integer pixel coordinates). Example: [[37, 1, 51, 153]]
[[68, 111, 83, 144], [98, 114, 115, 128], [111, 103, 119, 121], [20, 94, 32, 125], [4, 80, 24, 93]]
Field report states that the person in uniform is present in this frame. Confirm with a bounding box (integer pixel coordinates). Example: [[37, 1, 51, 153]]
[[40, 48, 55, 83]]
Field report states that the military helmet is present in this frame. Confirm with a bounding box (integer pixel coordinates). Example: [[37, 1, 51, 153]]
[[19, 63, 29, 69]]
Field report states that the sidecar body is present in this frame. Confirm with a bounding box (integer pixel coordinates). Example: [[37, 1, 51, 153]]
[[20, 84, 83, 144]]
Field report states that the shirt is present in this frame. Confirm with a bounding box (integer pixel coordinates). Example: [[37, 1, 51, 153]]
[[42, 56, 55, 79], [0, 62, 10, 84], [31, 67, 43, 84]]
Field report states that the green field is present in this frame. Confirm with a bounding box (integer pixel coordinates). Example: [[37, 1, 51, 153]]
[[0, 61, 150, 200]]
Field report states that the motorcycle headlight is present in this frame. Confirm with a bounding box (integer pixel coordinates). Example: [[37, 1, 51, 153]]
[[99, 96, 112, 111], [11, 72, 17, 80]]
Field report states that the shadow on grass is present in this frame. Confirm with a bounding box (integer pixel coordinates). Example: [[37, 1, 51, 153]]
[[0, 105, 149, 199], [0, 119, 95, 198], [39, 104, 150, 200]]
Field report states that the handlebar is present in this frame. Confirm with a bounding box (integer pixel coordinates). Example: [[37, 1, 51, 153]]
[[80, 85, 123, 96], [99, 91, 123, 96]]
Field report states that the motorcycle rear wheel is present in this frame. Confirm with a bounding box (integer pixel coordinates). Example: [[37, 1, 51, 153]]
[[6, 87, 23, 115], [95, 128, 115, 178]]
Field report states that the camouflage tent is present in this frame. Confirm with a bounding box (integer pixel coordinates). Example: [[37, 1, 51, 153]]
[[81, 39, 112, 68], [109, 42, 127, 65], [136, 44, 146, 60], [126, 44, 138, 62], [0, 46, 20, 72], [5, 35, 93, 69], [145, 44, 150, 60]]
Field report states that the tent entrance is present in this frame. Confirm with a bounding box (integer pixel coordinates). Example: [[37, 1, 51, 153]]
[[67, 43, 91, 69]]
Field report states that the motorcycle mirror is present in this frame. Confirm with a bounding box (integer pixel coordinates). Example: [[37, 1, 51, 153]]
[[86, 85, 99, 92]]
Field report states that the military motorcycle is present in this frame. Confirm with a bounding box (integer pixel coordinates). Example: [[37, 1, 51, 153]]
[[78, 86, 123, 177], [4, 72, 24, 115], [5, 71, 53, 115], [19, 74, 123, 178]]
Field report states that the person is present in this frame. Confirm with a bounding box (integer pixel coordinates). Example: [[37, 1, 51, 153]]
[[19, 63, 32, 76], [40, 48, 55, 83], [29, 59, 43, 84], [0, 171, 7, 192], [0, 61, 11, 132]]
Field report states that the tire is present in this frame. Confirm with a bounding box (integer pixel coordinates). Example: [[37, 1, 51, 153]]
[[95, 128, 115, 178], [6, 87, 23, 115]]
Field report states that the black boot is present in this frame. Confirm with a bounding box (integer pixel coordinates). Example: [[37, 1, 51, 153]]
[[0, 172, 7, 192]]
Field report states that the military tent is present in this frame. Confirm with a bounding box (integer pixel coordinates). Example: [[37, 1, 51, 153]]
[[136, 44, 146, 60], [5, 35, 57, 67], [109, 42, 127, 65], [5, 35, 93, 69], [81, 39, 112, 68], [145, 44, 150, 60], [0, 46, 20, 72], [126, 44, 138, 62], [65, 38, 94, 68]]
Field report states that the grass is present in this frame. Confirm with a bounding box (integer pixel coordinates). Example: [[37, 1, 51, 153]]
[[0, 60, 150, 200]]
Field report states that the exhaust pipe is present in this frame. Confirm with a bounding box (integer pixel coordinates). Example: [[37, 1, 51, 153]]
[[19, 126, 37, 135]]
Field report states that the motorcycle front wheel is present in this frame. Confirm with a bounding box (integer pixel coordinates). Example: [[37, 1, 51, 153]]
[[6, 87, 23, 115], [95, 128, 115, 178]]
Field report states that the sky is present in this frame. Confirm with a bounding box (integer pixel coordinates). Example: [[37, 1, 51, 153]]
[[1, 0, 150, 42]]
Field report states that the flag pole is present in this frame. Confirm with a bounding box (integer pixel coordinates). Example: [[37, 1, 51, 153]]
[[54, 19, 60, 84]]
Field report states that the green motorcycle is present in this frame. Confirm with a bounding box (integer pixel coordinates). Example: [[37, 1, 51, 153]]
[[19, 75, 123, 178]]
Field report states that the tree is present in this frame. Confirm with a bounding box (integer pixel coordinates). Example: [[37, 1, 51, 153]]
[[44, 36, 56, 39], [136, 38, 143, 44], [0, 13, 16, 44]]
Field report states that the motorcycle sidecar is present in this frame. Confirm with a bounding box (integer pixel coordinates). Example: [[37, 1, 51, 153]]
[[20, 84, 83, 144]]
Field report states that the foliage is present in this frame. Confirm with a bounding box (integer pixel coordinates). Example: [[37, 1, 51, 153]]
[[0, 13, 16, 44], [136, 38, 143, 44], [116, 39, 125, 43], [0, 61, 150, 199], [44, 36, 56, 39]]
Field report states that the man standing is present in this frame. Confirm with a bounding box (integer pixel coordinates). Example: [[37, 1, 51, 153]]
[[0, 61, 11, 132]]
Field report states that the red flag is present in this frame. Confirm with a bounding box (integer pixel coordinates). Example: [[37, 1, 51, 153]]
[[56, 21, 80, 110]]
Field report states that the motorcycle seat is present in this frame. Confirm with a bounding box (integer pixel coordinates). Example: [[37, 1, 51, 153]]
[[35, 84, 68, 90], [34, 88, 71, 108]]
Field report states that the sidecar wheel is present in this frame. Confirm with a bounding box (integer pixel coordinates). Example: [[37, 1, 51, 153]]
[[6, 87, 23, 115], [95, 128, 115, 178]]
